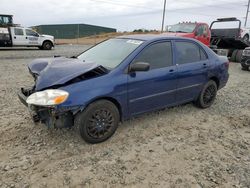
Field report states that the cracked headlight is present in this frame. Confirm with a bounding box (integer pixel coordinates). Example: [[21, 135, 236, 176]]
[[26, 89, 69, 106]]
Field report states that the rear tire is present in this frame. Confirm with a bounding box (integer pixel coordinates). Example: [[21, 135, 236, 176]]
[[230, 50, 238, 62], [42, 41, 53, 50], [195, 80, 217, 109], [235, 50, 243, 63], [74, 100, 120, 144]]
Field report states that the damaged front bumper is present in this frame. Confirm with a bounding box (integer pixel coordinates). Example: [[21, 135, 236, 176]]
[[18, 87, 80, 128]]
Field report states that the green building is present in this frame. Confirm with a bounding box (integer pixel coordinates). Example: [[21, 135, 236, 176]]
[[33, 24, 116, 39]]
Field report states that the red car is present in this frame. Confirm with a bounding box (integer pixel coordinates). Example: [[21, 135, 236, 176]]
[[166, 22, 211, 46]]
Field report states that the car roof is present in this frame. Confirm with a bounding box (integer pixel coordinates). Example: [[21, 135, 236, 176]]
[[117, 34, 193, 42]]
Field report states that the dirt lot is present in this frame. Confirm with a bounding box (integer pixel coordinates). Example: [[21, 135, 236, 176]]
[[0, 46, 249, 188]]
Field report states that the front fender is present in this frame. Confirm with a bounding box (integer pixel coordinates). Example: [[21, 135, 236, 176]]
[[57, 73, 128, 119]]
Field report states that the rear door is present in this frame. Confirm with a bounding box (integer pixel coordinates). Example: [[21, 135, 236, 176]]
[[128, 41, 178, 115], [174, 40, 209, 102], [11, 28, 27, 46]]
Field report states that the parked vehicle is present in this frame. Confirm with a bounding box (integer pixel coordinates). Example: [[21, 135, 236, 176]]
[[18, 35, 229, 143], [210, 17, 250, 62], [166, 22, 211, 46], [241, 47, 250, 70], [0, 14, 54, 50], [167, 18, 250, 62], [240, 27, 250, 42]]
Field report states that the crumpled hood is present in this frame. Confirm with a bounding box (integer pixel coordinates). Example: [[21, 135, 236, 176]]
[[28, 57, 104, 90]]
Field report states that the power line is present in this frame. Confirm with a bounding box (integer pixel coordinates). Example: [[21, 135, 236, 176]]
[[87, 0, 246, 26], [89, 0, 153, 10], [90, 0, 246, 11]]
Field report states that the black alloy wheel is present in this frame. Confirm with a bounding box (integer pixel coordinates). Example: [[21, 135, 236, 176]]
[[74, 100, 119, 144], [202, 85, 217, 106], [87, 109, 115, 139], [195, 80, 217, 108]]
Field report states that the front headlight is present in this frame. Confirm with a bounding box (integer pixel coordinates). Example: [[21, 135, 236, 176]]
[[242, 49, 250, 56], [26, 89, 69, 106]]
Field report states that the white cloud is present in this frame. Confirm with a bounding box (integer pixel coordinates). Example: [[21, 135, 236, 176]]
[[0, 0, 247, 31]]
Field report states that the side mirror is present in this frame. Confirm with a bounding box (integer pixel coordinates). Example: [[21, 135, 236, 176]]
[[129, 62, 150, 72], [194, 31, 198, 36]]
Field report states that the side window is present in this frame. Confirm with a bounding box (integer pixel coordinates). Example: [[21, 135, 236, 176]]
[[197, 25, 208, 37], [200, 48, 207, 60], [14, 28, 24, 36], [133, 42, 173, 70], [25, 29, 38, 37], [176, 41, 207, 64], [196, 26, 203, 36], [203, 25, 208, 37]]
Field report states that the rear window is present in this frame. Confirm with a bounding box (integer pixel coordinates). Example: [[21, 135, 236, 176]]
[[175, 41, 207, 64], [14, 28, 24, 36]]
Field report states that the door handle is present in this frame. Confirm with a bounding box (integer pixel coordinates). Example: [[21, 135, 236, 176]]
[[26, 37, 28, 39], [14, 36, 16, 39], [203, 63, 208, 68], [169, 69, 175, 73]]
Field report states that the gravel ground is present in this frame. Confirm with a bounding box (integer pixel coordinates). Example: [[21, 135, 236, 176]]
[[0, 45, 249, 188]]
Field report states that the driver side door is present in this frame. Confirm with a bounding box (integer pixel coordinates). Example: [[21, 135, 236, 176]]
[[127, 41, 178, 116], [25, 29, 39, 46], [195, 24, 210, 46]]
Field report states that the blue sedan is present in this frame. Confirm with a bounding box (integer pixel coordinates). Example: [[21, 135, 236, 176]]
[[18, 35, 229, 143]]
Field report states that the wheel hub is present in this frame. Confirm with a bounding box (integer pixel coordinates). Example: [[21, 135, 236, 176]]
[[87, 109, 114, 138], [203, 85, 216, 105]]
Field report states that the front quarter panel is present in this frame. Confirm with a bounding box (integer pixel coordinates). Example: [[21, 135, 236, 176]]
[[58, 72, 129, 118]]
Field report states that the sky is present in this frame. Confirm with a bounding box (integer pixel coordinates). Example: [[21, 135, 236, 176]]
[[0, 0, 248, 31]]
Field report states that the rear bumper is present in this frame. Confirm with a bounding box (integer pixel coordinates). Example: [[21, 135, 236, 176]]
[[18, 87, 74, 128]]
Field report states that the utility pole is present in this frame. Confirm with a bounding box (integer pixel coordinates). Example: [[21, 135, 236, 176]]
[[245, 0, 250, 27], [161, 0, 167, 32], [77, 24, 80, 44]]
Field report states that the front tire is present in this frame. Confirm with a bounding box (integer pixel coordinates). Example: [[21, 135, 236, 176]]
[[74, 100, 120, 144], [195, 80, 217, 109], [230, 50, 238, 62], [243, 34, 249, 42]]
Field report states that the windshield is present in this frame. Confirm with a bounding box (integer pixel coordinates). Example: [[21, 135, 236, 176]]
[[77, 38, 144, 69], [168, 23, 196, 33]]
